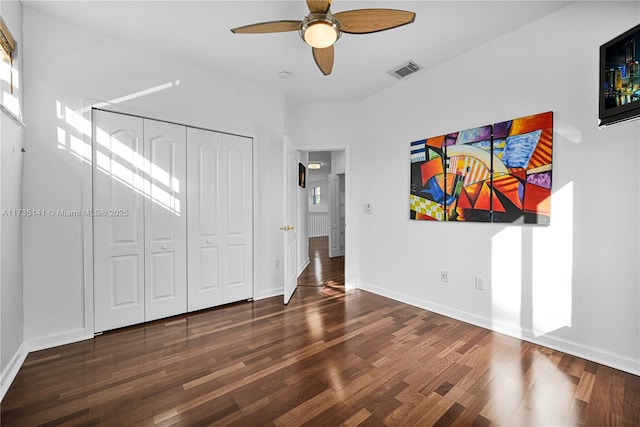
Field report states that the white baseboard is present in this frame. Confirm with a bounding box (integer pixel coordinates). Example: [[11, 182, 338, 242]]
[[1, 328, 94, 402], [298, 259, 310, 277], [25, 328, 93, 353], [357, 282, 640, 376], [255, 287, 283, 300], [1, 341, 28, 401]]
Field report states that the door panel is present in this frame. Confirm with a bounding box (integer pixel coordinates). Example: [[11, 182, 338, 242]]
[[110, 255, 141, 307], [198, 142, 219, 236], [227, 244, 246, 286], [94, 110, 145, 332], [199, 247, 220, 290], [226, 146, 248, 234], [144, 119, 187, 321], [149, 252, 176, 299], [187, 130, 253, 309], [222, 134, 253, 303], [328, 173, 340, 258], [187, 128, 224, 311]]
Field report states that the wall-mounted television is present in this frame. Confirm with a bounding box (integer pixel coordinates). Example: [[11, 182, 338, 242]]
[[599, 23, 640, 127]]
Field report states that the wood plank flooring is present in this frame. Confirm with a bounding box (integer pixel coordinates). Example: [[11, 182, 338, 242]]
[[2, 237, 639, 426]]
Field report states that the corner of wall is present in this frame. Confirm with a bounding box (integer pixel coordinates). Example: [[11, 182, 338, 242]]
[[0, 341, 27, 402]]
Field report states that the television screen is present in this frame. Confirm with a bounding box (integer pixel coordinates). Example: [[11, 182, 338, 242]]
[[599, 23, 640, 126]]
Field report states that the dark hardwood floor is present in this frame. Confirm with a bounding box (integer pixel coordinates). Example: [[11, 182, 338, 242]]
[[2, 237, 639, 426]]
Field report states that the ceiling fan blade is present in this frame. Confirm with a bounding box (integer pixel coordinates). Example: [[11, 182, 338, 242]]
[[313, 46, 334, 76], [231, 20, 301, 34], [306, 0, 332, 13], [334, 9, 416, 34]]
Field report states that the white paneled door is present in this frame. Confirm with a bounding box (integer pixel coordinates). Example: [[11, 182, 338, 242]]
[[186, 128, 223, 310], [283, 136, 298, 304], [220, 134, 254, 303], [94, 110, 253, 332], [328, 173, 341, 258], [186, 129, 253, 310], [143, 119, 187, 321], [93, 110, 146, 332]]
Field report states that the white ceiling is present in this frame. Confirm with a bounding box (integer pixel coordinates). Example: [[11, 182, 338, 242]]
[[307, 151, 332, 181], [24, 0, 574, 104]]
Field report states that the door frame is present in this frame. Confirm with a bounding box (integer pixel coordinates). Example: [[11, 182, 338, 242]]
[[295, 145, 351, 289], [81, 104, 258, 337]]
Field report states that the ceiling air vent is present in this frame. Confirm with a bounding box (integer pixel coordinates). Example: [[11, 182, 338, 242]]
[[388, 60, 422, 79]]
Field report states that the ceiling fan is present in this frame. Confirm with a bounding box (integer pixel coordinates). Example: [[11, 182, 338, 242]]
[[231, 0, 416, 76]]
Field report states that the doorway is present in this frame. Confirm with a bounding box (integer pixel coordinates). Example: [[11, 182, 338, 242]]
[[300, 150, 346, 288]]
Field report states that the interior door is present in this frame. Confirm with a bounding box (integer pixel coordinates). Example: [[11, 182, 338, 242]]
[[220, 133, 253, 304], [328, 173, 341, 258], [143, 119, 187, 321], [187, 129, 253, 308], [93, 110, 145, 332], [186, 128, 224, 311], [283, 136, 298, 304]]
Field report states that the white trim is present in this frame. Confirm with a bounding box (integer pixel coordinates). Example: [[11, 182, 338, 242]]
[[0, 341, 27, 401], [255, 287, 284, 300], [252, 134, 258, 305], [0, 103, 24, 127], [82, 101, 94, 337], [1, 329, 94, 401], [357, 281, 640, 376], [24, 329, 93, 354], [298, 258, 310, 277]]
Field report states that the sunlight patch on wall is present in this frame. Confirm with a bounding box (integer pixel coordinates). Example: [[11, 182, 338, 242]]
[[80, 80, 180, 113], [532, 182, 573, 337], [491, 227, 522, 330], [0, 60, 18, 88], [2, 90, 21, 119], [69, 133, 91, 162], [55, 100, 182, 215], [555, 122, 583, 144]]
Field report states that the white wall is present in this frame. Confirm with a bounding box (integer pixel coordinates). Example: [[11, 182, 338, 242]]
[[292, 2, 640, 374], [21, 5, 286, 346], [359, 1, 640, 374], [0, 0, 25, 399], [331, 150, 345, 174]]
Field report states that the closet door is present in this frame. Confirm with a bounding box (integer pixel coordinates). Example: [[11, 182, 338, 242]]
[[143, 119, 187, 321], [221, 134, 253, 303], [93, 110, 145, 332], [187, 129, 253, 310], [186, 128, 223, 310]]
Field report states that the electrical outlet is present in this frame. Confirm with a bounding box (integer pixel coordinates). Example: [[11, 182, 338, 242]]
[[275, 259, 280, 268], [440, 270, 449, 283], [475, 277, 485, 291]]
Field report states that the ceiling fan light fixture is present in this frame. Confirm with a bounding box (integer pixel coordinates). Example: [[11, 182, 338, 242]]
[[300, 13, 341, 49]]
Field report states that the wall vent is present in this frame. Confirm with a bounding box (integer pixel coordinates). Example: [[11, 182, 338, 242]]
[[388, 60, 422, 79]]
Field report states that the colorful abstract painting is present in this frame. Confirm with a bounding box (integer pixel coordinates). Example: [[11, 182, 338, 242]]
[[410, 111, 553, 224]]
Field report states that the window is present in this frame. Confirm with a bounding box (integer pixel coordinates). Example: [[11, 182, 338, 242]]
[[1, 15, 21, 122], [312, 186, 321, 205]]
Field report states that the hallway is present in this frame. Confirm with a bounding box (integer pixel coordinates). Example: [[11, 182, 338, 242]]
[[297, 236, 345, 291]]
